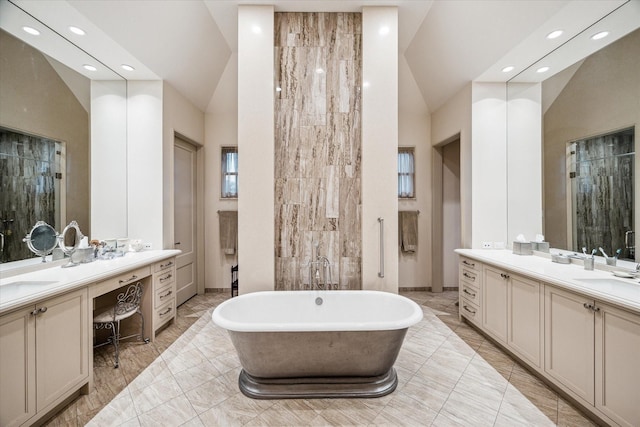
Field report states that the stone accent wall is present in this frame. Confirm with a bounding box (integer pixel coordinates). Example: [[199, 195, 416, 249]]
[[274, 12, 362, 290]]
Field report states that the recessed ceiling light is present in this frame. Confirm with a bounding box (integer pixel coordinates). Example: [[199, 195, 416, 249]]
[[546, 30, 563, 39], [69, 26, 85, 35], [83, 64, 97, 72], [363, 81, 370, 88], [22, 26, 40, 36], [275, 86, 282, 92], [537, 66, 550, 73], [591, 31, 609, 40], [121, 64, 135, 71], [379, 26, 390, 36], [315, 68, 324, 74], [252, 25, 261, 34], [502, 66, 515, 73]]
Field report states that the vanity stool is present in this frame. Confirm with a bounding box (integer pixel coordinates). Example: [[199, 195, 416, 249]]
[[93, 281, 149, 368]]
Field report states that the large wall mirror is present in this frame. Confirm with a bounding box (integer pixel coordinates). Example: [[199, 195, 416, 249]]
[[507, 1, 640, 260], [0, 0, 127, 264]]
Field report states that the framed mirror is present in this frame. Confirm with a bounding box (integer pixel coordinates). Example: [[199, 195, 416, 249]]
[[507, 1, 640, 260], [0, 1, 127, 266]]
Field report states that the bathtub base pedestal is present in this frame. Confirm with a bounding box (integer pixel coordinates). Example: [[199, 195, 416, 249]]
[[238, 368, 398, 399]]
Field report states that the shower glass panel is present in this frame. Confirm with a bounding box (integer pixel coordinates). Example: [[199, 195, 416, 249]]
[[569, 127, 634, 259], [0, 128, 63, 262]]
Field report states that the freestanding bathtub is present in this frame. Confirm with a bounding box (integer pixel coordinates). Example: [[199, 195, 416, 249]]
[[212, 290, 423, 399]]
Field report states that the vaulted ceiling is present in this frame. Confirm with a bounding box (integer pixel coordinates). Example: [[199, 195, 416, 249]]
[[16, 0, 629, 114]]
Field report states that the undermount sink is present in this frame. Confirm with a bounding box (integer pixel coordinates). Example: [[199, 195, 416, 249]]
[[0, 280, 58, 299], [575, 278, 637, 287], [1, 281, 58, 290]]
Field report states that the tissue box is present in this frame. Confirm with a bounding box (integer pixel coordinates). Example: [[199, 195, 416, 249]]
[[513, 242, 533, 255], [532, 242, 550, 253]]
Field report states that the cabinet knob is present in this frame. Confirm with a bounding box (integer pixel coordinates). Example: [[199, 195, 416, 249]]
[[30, 307, 47, 316]]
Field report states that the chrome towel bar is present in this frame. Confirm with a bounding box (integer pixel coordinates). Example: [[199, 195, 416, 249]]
[[378, 217, 384, 278]]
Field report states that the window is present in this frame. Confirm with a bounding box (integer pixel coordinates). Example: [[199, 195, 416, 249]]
[[221, 147, 238, 198], [398, 148, 415, 198]]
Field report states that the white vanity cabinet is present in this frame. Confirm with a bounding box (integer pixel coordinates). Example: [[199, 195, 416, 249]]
[[456, 249, 640, 427], [459, 257, 482, 325], [507, 273, 543, 368], [544, 285, 595, 403], [482, 266, 508, 342], [482, 265, 543, 367], [545, 285, 640, 426], [153, 258, 176, 332], [595, 301, 640, 427], [0, 288, 89, 427]]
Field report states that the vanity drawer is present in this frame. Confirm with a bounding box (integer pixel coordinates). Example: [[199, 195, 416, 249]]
[[155, 283, 175, 309], [154, 300, 175, 328], [154, 258, 176, 273], [460, 257, 481, 272], [460, 298, 480, 325], [154, 269, 175, 288], [459, 267, 479, 287], [92, 266, 151, 297], [461, 282, 480, 305]]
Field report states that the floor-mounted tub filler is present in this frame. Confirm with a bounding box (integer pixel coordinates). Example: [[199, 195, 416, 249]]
[[212, 290, 423, 399]]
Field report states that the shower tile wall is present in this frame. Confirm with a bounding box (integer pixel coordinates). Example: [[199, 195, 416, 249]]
[[572, 128, 634, 258], [0, 129, 58, 262], [274, 12, 362, 290]]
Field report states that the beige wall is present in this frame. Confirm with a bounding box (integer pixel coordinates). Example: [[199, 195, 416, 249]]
[[162, 81, 205, 250], [544, 29, 640, 250], [431, 83, 472, 249], [0, 30, 89, 235], [398, 111, 431, 288], [204, 111, 238, 291]]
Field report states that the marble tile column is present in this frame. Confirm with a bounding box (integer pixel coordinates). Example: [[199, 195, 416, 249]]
[[274, 12, 362, 290]]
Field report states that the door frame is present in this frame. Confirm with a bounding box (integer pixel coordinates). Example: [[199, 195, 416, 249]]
[[432, 133, 461, 293], [173, 132, 204, 297]]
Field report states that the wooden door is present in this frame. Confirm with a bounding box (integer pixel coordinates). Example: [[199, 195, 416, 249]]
[[174, 137, 197, 306]]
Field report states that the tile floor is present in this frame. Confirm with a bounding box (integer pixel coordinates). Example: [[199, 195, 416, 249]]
[[44, 291, 596, 426]]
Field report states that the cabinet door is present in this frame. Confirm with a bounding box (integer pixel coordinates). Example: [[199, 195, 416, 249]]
[[508, 275, 542, 367], [595, 303, 640, 426], [35, 288, 89, 411], [482, 266, 508, 343], [544, 285, 594, 404], [0, 306, 36, 427]]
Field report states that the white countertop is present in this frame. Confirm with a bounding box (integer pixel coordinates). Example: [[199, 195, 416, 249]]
[[0, 250, 180, 315], [455, 249, 640, 314]]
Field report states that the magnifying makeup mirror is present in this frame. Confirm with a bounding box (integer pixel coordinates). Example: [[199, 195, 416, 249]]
[[23, 221, 59, 263], [58, 220, 84, 268]]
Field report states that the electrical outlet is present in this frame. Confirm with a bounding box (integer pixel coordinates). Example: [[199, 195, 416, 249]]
[[143, 243, 152, 250], [494, 241, 506, 249], [482, 242, 493, 249]]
